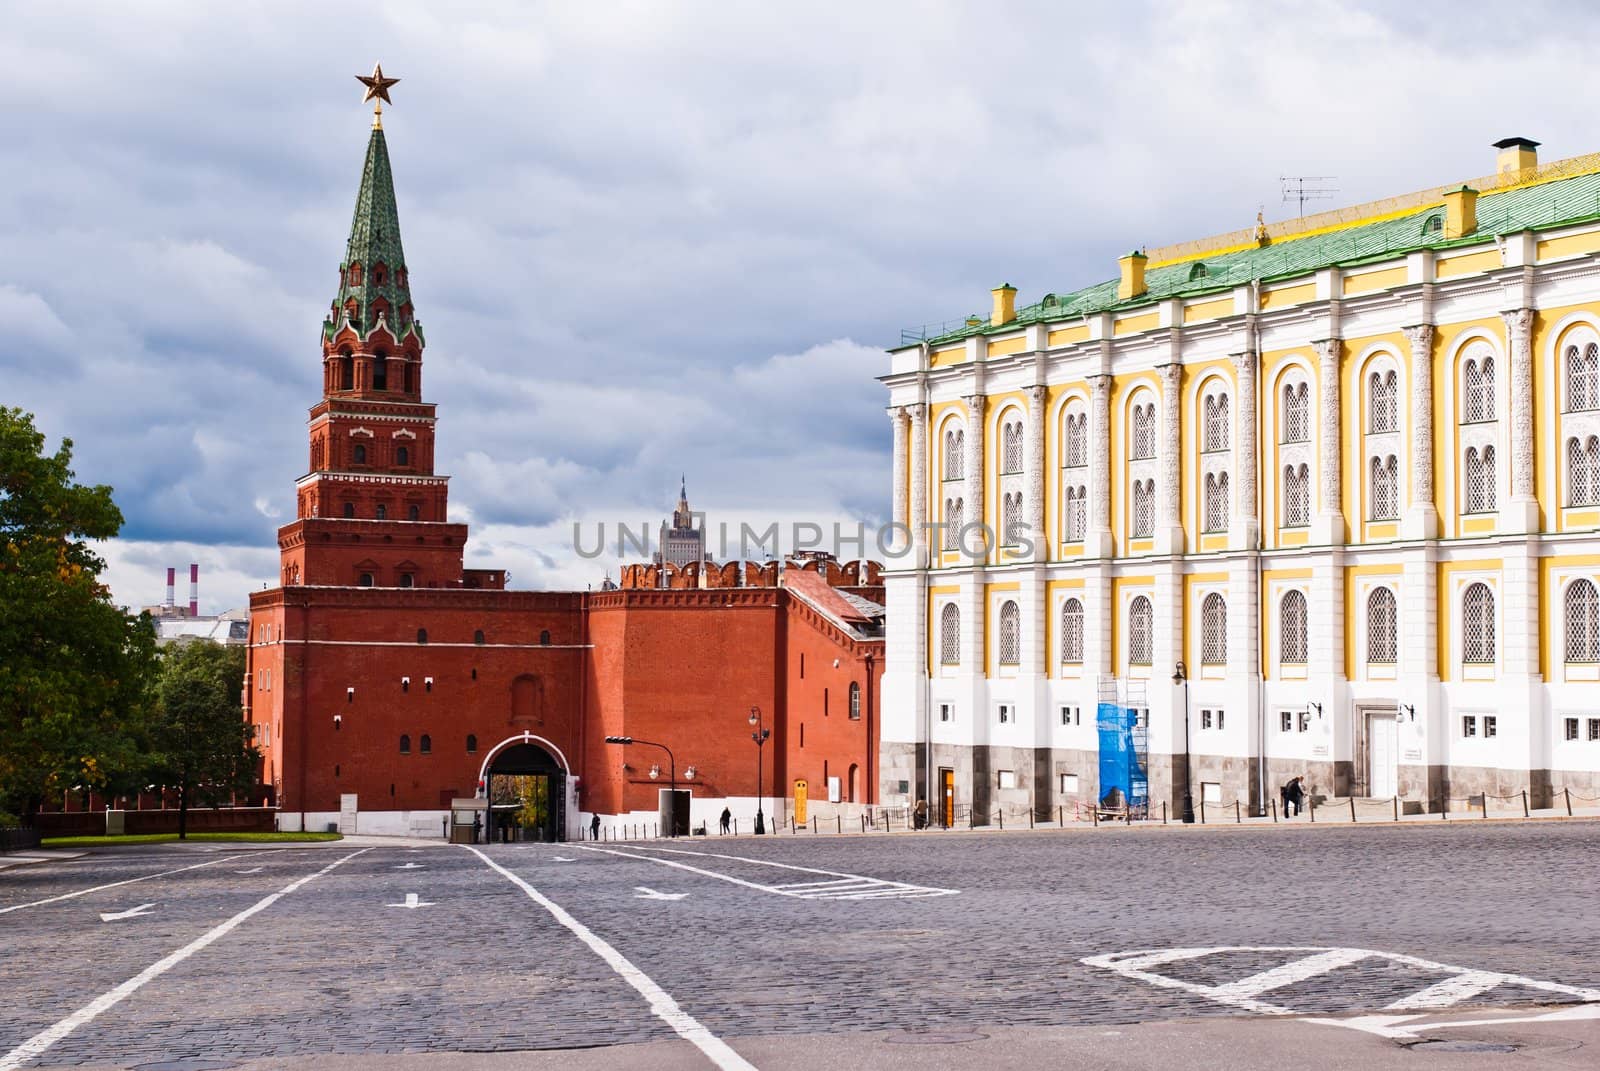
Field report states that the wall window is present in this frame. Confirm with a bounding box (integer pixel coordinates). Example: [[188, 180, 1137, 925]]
[[1279, 589, 1307, 664], [939, 603, 960, 665], [1064, 485, 1087, 542], [416, 628, 428, 645], [1369, 370, 1399, 432], [1367, 586, 1398, 663], [997, 600, 1020, 666], [1283, 463, 1310, 527], [1281, 382, 1309, 443], [997, 705, 1012, 725], [1589, 718, 1600, 741], [375, 504, 387, 520], [1131, 403, 1156, 460], [1060, 598, 1084, 664], [1060, 706, 1081, 726], [1001, 492, 1022, 545], [1566, 579, 1600, 662], [1483, 715, 1497, 738], [997, 769, 1017, 789], [1202, 392, 1231, 453], [353, 443, 367, 465], [1128, 595, 1153, 666], [939, 703, 953, 723], [399, 734, 411, 754], [1461, 582, 1497, 664], [1060, 773, 1080, 793], [466, 734, 477, 753], [540, 630, 552, 645], [1001, 419, 1024, 474], [1200, 593, 1227, 665], [359, 572, 374, 587], [943, 427, 965, 480], [408, 504, 421, 521], [396, 445, 409, 466], [1204, 472, 1230, 533], [943, 498, 964, 550], [848, 682, 861, 720], [1131, 478, 1155, 537], [1462, 714, 1478, 738], [1565, 341, 1600, 412], [1280, 710, 1294, 732], [344, 502, 356, 519], [1369, 455, 1399, 520], [1464, 446, 1497, 514], [419, 734, 431, 755], [1464, 356, 1496, 423], [1566, 436, 1600, 505], [1064, 410, 1088, 467], [1564, 717, 1579, 741]]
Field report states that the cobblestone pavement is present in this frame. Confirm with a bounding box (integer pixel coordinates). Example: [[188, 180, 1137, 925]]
[[1, 821, 1597, 1069]]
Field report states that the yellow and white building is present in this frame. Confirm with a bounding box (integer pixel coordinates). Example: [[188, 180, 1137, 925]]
[[881, 137, 1600, 818]]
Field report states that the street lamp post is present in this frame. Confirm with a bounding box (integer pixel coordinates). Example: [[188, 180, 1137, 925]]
[[748, 706, 770, 834], [1172, 661, 1196, 824], [603, 735, 681, 835]]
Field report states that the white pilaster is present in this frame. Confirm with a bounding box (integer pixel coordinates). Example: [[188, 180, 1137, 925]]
[[965, 393, 987, 564], [1026, 384, 1047, 561], [1157, 362, 1186, 555], [1231, 348, 1260, 548], [1312, 338, 1345, 545], [1403, 324, 1439, 539], [1502, 308, 1541, 533], [1087, 373, 1114, 558], [908, 403, 928, 568]]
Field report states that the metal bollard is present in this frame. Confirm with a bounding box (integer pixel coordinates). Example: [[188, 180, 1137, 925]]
[[1393, 796, 1399, 822], [1235, 800, 1241, 824], [1566, 787, 1574, 817], [1199, 798, 1206, 825], [1029, 808, 1035, 830], [1271, 797, 1278, 823], [1162, 800, 1168, 825], [998, 809, 1004, 831], [1522, 789, 1529, 818], [812, 816, 817, 834], [1059, 804, 1064, 827], [1310, 797, 1316, 823], [1481, 794, 1488, 819]]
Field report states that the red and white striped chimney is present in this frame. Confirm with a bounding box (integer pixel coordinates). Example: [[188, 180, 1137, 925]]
[[188, 564, 199, 617], [164, 568, 176, 609]]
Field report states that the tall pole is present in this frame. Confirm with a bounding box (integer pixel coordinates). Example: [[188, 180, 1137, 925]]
[[1182, 678, 1195, 824], [750, 706, 769, 834]]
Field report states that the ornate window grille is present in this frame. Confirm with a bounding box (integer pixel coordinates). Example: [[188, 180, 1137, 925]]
[[943, 498, 963, 550], [1001, 492, 1022, 545], [1060, 598, 1084, 664], [1565, 579, 1600, 663], [1465, 446, 1497, 514], [998, 600, 1020, 665], [1200, 592, 1228, 665], [1367, 587, 1398, 664], [1128, 595, 1153, 666], [1370, 455, 1399, 520], [944, 428, 964, 480], [1204, 471, 1230, 533], [1202, 393, 1230, 453], [1279, 589, 1308, 664], [939, 603, 960, 665], [1065, 412, 1087, 468], [1568, 436, 1600, 506], [1131, 403, 1156, 460], [1464, 357, 1496, 423], [1461, 582, 1497, 665], [1001, 420, 1024, 474], [1566, 343, 1600, 412], [1065, 486, 1087, 542], [1282, 382, 1309, 443], [1283, 464, 1310, 527], [1370, 369, 1399, 433], [1132, 479, 1155, 537]]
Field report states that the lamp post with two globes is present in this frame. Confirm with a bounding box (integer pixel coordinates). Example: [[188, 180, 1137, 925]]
[[748, 706, 770, 834]]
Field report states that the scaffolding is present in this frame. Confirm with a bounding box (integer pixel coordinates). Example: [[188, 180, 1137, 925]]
[[1096, 678, 1150, 818]]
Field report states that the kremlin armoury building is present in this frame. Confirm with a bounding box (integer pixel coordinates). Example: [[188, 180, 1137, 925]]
[[244, 110, 885, 838]]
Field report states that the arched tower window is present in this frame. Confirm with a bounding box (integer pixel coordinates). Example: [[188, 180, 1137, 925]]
[[466, 734, 478, 754], [997, 600, 1020, 666], [1279, 589, 1308, 664], [848, 682, 861, 720], [1127, 596, 1153, 666], [419, 734, 431, 755], [1202, 392, 1231, 453], [375, 503, 387, 520], [1370, 370, 1399, 432], [372, 350, 388, 391], [1462, 582, 1496, 664], [939, 603, 960, 665], [1201, 592, 1228, 665], [1282, 382, 1310, 443], [1565, 341, 1600, 412], [1565, 579, 1600, 663], [1060, 598, 1084, 664], [339, 350, 354, 391], [416, 628, 428, 645], [944, 427, 965, 481], [408, 504, 421, 521], [1001, 419, 1024, 474], [1464, 357, 1496, 422], [1367, 587, 1397, 664], [399, 734, 411, 754], [353, 443, 367, 465], [396, 446, 409, 467], [1131, 403, 1156, 460]]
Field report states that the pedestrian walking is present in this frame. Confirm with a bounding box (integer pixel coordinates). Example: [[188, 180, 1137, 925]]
[[719, 806, 732, 834], [590, 813, 601, 841], [1283, 776, 1306, 817], [472, 812, 482, 845]]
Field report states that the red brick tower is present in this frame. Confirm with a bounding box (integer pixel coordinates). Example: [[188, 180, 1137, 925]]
[[275, 115, 473, 589]]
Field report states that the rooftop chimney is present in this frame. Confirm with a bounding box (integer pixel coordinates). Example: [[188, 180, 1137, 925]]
[[189, 563, 199, 617], [164, 568, 176, 610], [1443, 186, 1478, 239], [990, 283, 1017, 326], [1494, 137, 1539, 176], [1117, 251, 1148, 301]]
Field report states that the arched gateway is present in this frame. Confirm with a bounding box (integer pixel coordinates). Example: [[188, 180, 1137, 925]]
[[480, 735, 569, 843]]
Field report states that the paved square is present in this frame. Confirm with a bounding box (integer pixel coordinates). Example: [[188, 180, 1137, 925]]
[[3, 822, 1598, 1069]]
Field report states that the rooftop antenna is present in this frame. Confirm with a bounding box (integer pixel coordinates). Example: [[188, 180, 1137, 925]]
[[1279, 175, 1339, 218]]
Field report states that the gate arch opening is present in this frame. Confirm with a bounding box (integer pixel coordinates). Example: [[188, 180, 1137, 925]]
[[479, 733, 570, 843]]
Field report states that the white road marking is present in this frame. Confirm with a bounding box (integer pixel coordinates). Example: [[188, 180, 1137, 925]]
[[394, 863, 424, 870], [0, 851, 285, 916], [1083, 945, 1600, 1030], [0, 848, 371, 1071], [97, 903, 156, 922], [551, 856, 575, 862], [387, 892, 432, 909], [233, 867, 264, 875], [634, 886, 689, 901], [578, 843, 958, 901], [466, 847, 755, 1071]]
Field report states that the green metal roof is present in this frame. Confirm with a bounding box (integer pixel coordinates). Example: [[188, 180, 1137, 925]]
[[324, 126, 422, 345], [920, 167, 1600, 346]]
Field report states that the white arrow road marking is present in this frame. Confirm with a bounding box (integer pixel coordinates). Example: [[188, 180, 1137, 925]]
[[634, 886, 689, 901], [0, 851, 286, 916], [386, 893, 433, 909], [394, 863, 424, 870], [98, 904, 156, 922], [234, 867, 263, 875], [551, 856, 575, 862]]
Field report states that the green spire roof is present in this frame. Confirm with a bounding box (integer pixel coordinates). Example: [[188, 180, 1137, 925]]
[[325, 126, 422, 345]]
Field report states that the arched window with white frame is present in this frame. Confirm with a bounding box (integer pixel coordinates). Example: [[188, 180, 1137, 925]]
[[943, 426, 965, 481], [1279, 589, 1307, 664], [1001, 418, 1023, 474], [1367, 587, 1397, 664], [1202, 391, 1231, 453], [1131, 403, 1156, 460], [1282, 381, 1309, 443], [1283, 464, 1310, 527], [1369, 369, 1399, 433], [1064, 409, 1088, 468], [1127, 595, 1153, 666], [939, 603, 960, 665], [1065, 485, 1087, 541], [1204, 472, 1230, 533], [1565, 341, 1600, 413], [1568, 436, 1600, 506], [1464, 355, 1496, 423], [1464, 446, 1497, 514], [1060, 598, 1084, 664], [1461, 582, 1496, 665], [1565, 579, 1600, 663], [1200, 592, 1227, 665], [943, 497, 963, 550], [1001, 492, 1022, 545], [997, 600, 1020, 666], [1370, 455, 1399, 520], [1131, 479, 1154, 537]]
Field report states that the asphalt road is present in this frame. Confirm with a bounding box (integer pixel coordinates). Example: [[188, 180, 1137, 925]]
[[2, 821, 1598, 1070]]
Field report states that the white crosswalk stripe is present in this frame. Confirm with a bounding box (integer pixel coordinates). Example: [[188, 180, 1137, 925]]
[[577, 844, 959, 901]]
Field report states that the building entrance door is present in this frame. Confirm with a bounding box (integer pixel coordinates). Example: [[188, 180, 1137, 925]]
[[1367, 712, 1398, 799], [940, 768, 955, 828], [486, 742, 566, 842]]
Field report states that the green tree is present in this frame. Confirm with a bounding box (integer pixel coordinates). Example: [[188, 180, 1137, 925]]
[[0, 406, 159, 818], [147, 640, 258, 839]]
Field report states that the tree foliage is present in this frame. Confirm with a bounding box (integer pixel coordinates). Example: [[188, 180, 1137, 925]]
[[147, 640, 258, 838], [0, 406, 159, 816]]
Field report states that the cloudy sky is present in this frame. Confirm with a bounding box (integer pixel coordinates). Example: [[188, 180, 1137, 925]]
[[4, 0, 1597, 611]]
